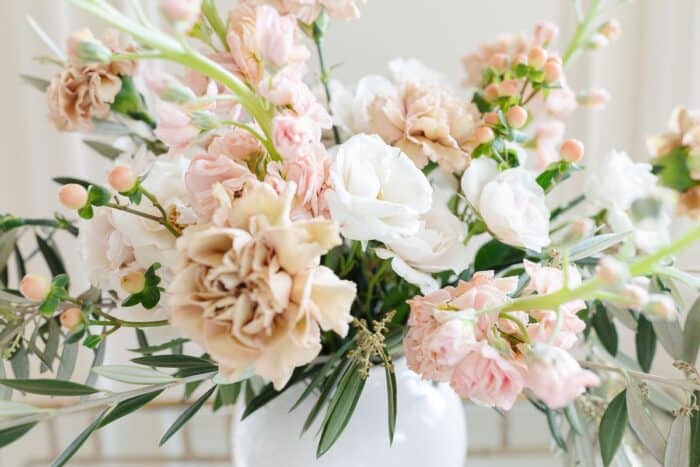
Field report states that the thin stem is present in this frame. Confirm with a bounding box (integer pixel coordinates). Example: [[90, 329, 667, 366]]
[[201, 0, 229, 51], [562, 0, 604, 65], [127, 0, 152, 28], [141, 188, 168, 220], [221, 120, 277, 160], [111, 50, 163, 61], [313, 35, 341, 145], [105, 202, 180, 238], [90, 307, 169, 328], [580, 361, 700, 392]]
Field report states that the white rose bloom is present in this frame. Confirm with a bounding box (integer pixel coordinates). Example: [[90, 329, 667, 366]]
[[376, 197, 470, 293], [325, 134, 433, 242], [329, 76, 396, 136], [81, 209, 135, 291], [584, 150, 670, 251], [461, 157, 550, 251]]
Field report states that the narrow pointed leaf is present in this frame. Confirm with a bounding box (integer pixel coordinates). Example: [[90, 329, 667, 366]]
[[92, 365, 176, 385], [0, 400, 47, 417], [635, 314, 656, 373], [57, 341, 79, 380], [302, 361, 347, 434], [50, 408, 108, 467], [0, 378, 98, 396], [98, 389, 164, 429], [128, 338, 191, 354], [592, 302, 618, 356], [131, 354, 215, 369], [599, 390, 627, 467], [0, 422, 37, 448], [664, 415, 690, 467], [82, 140, 122, 160], [384, 363, 397, 444], [626, 383, 666, 463], [682, 297, 700, 365], [160, 385, 215, 446], [35, 234, 66, 277]]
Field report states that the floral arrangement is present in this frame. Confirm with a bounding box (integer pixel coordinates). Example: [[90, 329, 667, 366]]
[[0, 0, 699, 465]]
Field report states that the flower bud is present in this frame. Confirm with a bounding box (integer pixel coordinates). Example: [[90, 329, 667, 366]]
[[577, 88, 611, 109], [588, 33, 609, 49], [60, 307, 83, 330], [512, 53, 528, 67], [568, 218, 594, 240], [159, 0, 202, 27], [484, 83, 500, 102], [108, 165, 137, 193], [474, 126, 495, 144], [506, 106, 528, 129], [488, 53, 508, 74], [145, 70, 197, 104], [528, 46, 548, 69], [19, 274, 51, 302], [644, 294, 677, 321], [483, 112, 499, 126], [597, 256, 629, 288], [499, 79, 520, 98], [560, 139, 584, 163], [534, 21, 559, 47], [59, 184, 89, 209], [121, 270, 146, 294], [599, 19, 622, 42], [620, 284, 649, 310], [67, 28, 111, 65], [190, 111, 221, 131], [543, 59, 562, 83]]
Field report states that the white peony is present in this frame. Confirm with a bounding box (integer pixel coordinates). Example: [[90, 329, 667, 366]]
[[376, 197, 470, 293], [325, 134, 433, 242], [387, 57, 452, 88], [584, 150, 670, 251], [329, 75, 396, 136], [461, 157, 550, 251]]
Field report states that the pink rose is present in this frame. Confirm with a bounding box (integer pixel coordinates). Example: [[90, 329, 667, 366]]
[[273, 114, 321, 159], [154, 102, 199, 151], [525, 345, 600, 409], [450, 342, 525, 410]]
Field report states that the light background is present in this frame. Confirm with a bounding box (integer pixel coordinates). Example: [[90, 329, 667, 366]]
[[0, 1, 699, 465]]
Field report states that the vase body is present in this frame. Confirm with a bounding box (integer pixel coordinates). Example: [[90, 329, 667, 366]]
[[232, 358, 467, 467]]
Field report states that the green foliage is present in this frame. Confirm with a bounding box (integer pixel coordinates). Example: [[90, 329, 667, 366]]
[[652, 147, 695, 192], [598, 390, 628, 467], [0, 378, 98, 396], [160, 386, 216, 446], [591, 301, 618, 356], [474, 239, 526, 271], [122, 263, 163, 309], [635, 314, 656, 373], [111, 75, 155, 128], [536, 160, 580, 193]]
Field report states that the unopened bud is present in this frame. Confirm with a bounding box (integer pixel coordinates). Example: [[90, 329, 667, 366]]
[[19, 274, 51, 302], [620, 284, 649, 310], [597, 256, 629, 288], [59, 184, 88, 209], [527, 46, 548, 69], [67, 28, 112, 65], [534, 21, 559, 47], [108, 165, 138, 193], [488, 53, 508, 74], [190, 111, 221, 131], [159, 0, 202, 26], [506, 106, 528, 129], [599, 19, 622, 42], [577, 88, 611, 110], [60, 307, 83, 330], [588, 33, 609, 49], [512, 53, 528, 67], [568, 218, 595, 240], [145, 70, 197, 104], [543, 59, 562, 83], [483, 111, 499, 126], [644, 294, 678, 321], [499, 79, 520, 98], [474, 126, 495, 144], [560, 139, 585, 163], [484, 83, 500, 102], [121, 270, 146, 294]]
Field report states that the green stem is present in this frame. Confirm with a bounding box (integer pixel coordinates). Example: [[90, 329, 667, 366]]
[[562, 0, 604, 65], [141, 188, 168, 220], [313, 35, 341, 145], [91, 307, 169, 328], [105, 202, 180, 237], [201, 0, 229, 51]]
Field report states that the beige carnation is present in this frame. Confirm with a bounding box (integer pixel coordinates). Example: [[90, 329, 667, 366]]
[[368, 82, 479, 173], [169, 182, 356, 388]]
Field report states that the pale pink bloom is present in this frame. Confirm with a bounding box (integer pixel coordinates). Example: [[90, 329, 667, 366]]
[[227, 3, 264, 83], [577, 88, 611, 109], [254, 0, 364, 23], [533, 21, 559, 47], [532, 120, 565, 169], [207, 127, 264, 162], [159, 0, 202, 26], [281, 144, 329, 212], [261, 69, 333, 129], [451, 342, 525, 410], [255, 5, 300, 68], [545, 87, 578, 118], [154, 102, 200, 151], [273, 114, 322, 159], [525, 345, 599, 409]]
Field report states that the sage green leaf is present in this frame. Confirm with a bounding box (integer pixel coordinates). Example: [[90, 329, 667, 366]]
[[217, 383, 242, 407], [57, 341, 79, 380], [626, 383, 666, 463], [98, 389, 164, 429], [20, 74, 50, 92], [664, 415, 690, 467], [0, 400, 47, 417], [592, 301, 618, 356], [690, 392, 700, 467], [128, 338, 190, 354], [599, 390, 627, 467], [82, 140, 122, 160], [474, 239, 526, 271], [92, 365, 176, 385], [0, 364, 9, 399], [545, 408, 567, 451], [85, 341, 107, 388], [160, 385, 215, 446], [10, 344, 29, 379], [131, 354, 215, 369], [0, 422, 37, 448], [635, 314, 656, 373], [242, 367, 309, 420], [303, 361, 348, 434], [41, 318, 60, 373], [652, 318, 684, 360], [0, 378, 98, 396], [385, 362, 397, 444], [682, 297, 700, 365], [35, 234, 66, 277], [569, 232, 630, 261], [51, 408, 108, 467]]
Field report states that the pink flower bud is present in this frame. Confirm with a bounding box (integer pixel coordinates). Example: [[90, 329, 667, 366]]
[[512, 53, 528, 67], [506, 106, 528, 129], [474, 126, 495, 144], [145, 70, 196, 104], [488, 53, 508, 74], [527, 46, 548, 69], [599, 19, 622, 42], [577, 88, 611, 109], [483, 112, 500, 126], [66, 29, 110, 64], [60, 307, 83, 330], [560, 139, 584, 163], [534, 21, 559, 46], [120, 270, 146, 294], [19, 274, 51, 302], [159, 0, 202, 26], [499, 79, 520, 98], [484, 83, 500, 102], [568, 218, 594, 240], [597, 256, 628, 288], [108, 165, 138, 192], [543, 59, 562, 83], [644, 294, 677, 321], [59, 184, 88, 209], [620, 285, 649, 309]]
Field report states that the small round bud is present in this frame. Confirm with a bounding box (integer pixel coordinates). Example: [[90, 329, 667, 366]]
[[543, 60, 562, 83], [597, 256, 629, 288], [484, 83, 500, 102], [474, 126, 495, 144], [108, 166, 137, 193], [527, 46, 548, 69], [483, 112, 499, 126], [589, 33, 609, 49], [60, 307, 83, 331], [644, 294, 677, 321], [499, 79, 520, 98], [488, 53, 508, 74], [534, 21, 559, 47], [512, 53, 528, 67], [560, 139, 585, 163], [506, 106, 528, 129], [620, 285, 649, 310], [121, 270, 146, 294], [568, 218, 595, 240], [59, 184, 88, 210], [577, 88, 611, 109], [19, 274, 51, 302], [599, 19, 622, 42]]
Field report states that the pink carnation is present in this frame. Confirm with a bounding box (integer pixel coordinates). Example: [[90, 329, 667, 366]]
[[273, 114, 322, 160], [154, 102, 199, 151]]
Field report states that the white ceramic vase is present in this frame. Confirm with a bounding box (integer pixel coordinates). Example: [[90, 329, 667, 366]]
[[232, 358, 467, 467]]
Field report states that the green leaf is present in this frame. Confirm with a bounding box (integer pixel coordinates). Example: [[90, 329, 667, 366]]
[[35, 235, 66, 277], [569, 232, 630, 262], [217, 382, 242, 407], [302, 361, 348, 434], [474, 239, 526, 271], [599, 390, 628, 467], [592, 302, 618, 356], [0, 378, 98, 396], [317, 363, 367, 457], [128, 338, 190, 354], [160, 385, 215, 446], [664, 415, 690, 467], [384, 362, 397, 444], [111, 75, 155, 128], [242, 367, 309, 420], [20, 74, 50, 92], [536, 161, 577, 192], [10, 344, 29, 379], [57, 341, 79, 380], [682, 297, 700, 365], [0, 422, 37, 448], [652, 147, 695, 192], [51, 408, 109, 467], [626, 383, 666, 463], [52, 177, 93, 188], [41, 318, 60, 373], [545, 408, 567, 451], [83, 140, 122, 161], [635, 314, 657, 373], [98, 389, 164, 429], [690, 391, 700, 467], [92, 365, 176, 385], [131, 355, 215, 369]]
